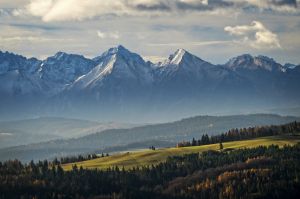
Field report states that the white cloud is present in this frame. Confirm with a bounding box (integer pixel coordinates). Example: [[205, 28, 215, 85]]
[[97, 31, 120, 40], [20, 0, 299, 22], [11, 9, 25, 17], [27, 0, 127, 22], [96, 31, 106, 39], [0, 132, 13, 137], [224, 21, 281, 49], [26, 0, 53, 17], [26, 0, 169, 22], [143, 55, 165, 63], [179, 0, 208, 5]]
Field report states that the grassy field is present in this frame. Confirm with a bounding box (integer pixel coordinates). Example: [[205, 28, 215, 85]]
[[62, 135, 300, 171]]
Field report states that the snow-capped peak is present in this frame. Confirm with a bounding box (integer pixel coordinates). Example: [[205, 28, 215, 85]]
[[98, 45, 131, 58], [168, 48, 187, 65], [158, 48, 207, 69], [93, 45, 140, 64], [106, 45, 125, 55], [96, 45, 151, 78], [71, 45, 153, 90], [158, 48, 190, 67], [226, 54, 253, 67], [52, 51, 89, 61], [39, 51, 96, 92], [53, 51, 67, 59], [226, 54, 283, 72]]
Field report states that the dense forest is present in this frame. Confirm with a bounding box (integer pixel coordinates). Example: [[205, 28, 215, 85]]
[[177, 121, 300, 147], [1, 122, 300, 199], [0, 144, 300, 198]]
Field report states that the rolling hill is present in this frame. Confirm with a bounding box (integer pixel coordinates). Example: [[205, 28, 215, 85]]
[[0, 117, 139, 148], [0, 113, 298, 162], [62, 134, 300, 170]]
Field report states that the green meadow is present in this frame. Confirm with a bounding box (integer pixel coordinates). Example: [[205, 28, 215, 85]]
[[62, 134, 300, 171]]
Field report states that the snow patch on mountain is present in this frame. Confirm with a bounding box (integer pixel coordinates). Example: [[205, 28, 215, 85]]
[[155, 48, 221, 83], [226, 54, 284, 72], [39, 52, 96, 94], [71, 45, 153, 91], [167, 48, 187, 65], [0, 45, 299, 117], [283, 63, 297, 72]]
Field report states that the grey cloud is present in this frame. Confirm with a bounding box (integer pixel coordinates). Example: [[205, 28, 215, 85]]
[[0, 23, 68, 31], [151, 24, 185, 31], [243, 0, 299, 13], [133, 0, 298, 13], [134, 3, 171, 11], [176, 0, 233, 11], [3, 0, 300, 23], [0, 8, 14, 16], [175, 0, 299, 13], [271, 0, 297, 6]]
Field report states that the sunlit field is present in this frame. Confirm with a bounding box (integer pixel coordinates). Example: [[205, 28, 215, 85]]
[[63, 134, 300, 170]]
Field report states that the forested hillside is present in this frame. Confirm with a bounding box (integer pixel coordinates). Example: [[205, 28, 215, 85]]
[[0, 122, 300, 198], [1, 144, 299, 199]]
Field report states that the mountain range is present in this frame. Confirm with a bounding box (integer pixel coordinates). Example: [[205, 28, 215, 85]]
[[0, 45, 299, 122]]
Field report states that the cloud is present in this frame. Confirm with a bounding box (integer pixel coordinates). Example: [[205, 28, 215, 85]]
[[143, 55, 165, 63], [176, 0, 233, 11], [1, 23, 65, 31], [24, 0, 235, 22], [97, 30, 120, 40], [0, 8, 23, 17], [247, 0, 297, 7], [0, 132, 13, 137], [0, 36, 72, 44], [0, 0, 27, 9], [147, 40, 232, 46], [131, 0, 171, 11], [21, 0, 299, 22], [245, 0, 298, 12], [224, 21, 281, 49], [26, 0, 172, 22], [0, 36, 70, 42], [27, 0, 124, 22]]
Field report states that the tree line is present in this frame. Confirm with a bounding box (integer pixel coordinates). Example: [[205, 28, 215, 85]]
[[56, 153, 110, 164], [177, 121, 300, 147]]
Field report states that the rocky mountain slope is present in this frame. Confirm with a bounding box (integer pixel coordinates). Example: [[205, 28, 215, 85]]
[[0, 46, 299, 122]]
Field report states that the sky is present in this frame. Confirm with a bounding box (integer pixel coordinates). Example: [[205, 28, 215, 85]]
[[0, 0, 300, 65]]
